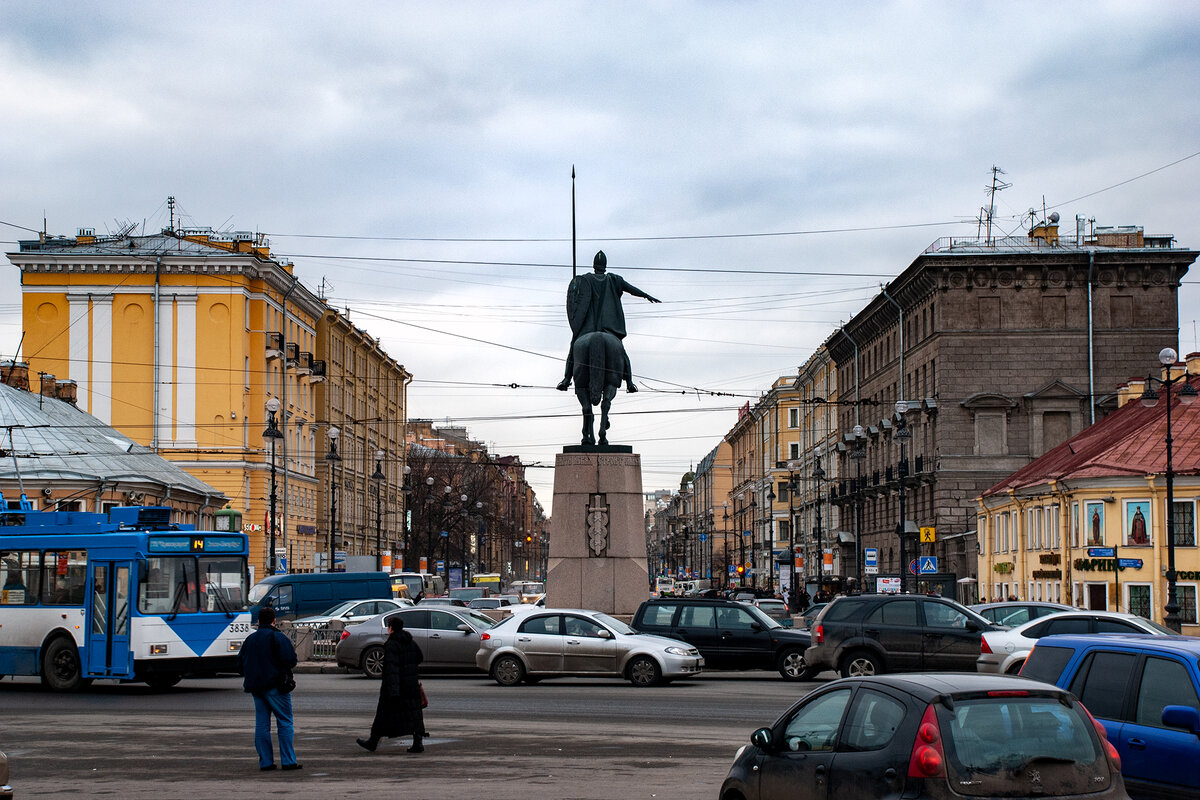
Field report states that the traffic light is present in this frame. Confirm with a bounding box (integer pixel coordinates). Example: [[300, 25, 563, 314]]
[[736, 565, 745, 575], [525, 535, 532, 543]]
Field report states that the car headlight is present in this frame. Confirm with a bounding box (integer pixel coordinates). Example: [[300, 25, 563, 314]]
[[664, 646, 694, 656]]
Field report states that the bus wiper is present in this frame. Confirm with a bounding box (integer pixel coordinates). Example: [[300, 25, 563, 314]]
[[166, 576, 189, 621], [206, 581, 235, 619]]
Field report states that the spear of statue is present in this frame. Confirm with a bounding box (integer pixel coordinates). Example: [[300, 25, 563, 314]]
[[571, 165, 577, 279]]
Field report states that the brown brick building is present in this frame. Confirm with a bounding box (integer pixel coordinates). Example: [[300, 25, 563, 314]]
[[828, 224, 1197, 599]]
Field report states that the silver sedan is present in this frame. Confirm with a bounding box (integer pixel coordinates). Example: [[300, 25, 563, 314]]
[[475, 608, 703, 687], [978, 609, 1177, 674], [336, 605, 498, 677]]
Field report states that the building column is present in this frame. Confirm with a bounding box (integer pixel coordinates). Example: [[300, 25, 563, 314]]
[[174, 294, 198, 447]]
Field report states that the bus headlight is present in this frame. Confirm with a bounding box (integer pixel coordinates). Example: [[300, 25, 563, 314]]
[[228, 641, 242, 652], [150, 644, 169, 655]]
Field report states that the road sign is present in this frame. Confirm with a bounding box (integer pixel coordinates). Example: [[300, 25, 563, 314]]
[[436, 559, 445, 572], [274, 547, 287, 574], [919, 555, 938, 574], [920, 526, 936, 543], [864, 565, 879, 575], [1117, 558, 1144, 569], [440, 530, 449, 538], [864, 548, 878, 568], [728, 564, 735, 574], [698, 533, 707, 542], [909, 559, 919, 575], [1088, 547, 1116, 558]]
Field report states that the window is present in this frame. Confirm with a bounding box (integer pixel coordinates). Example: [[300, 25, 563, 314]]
[[519, 614, 561, 635], [865, 599, 918, 626], [788, 408, 798, 428], [924, 601, 970, 629], [41, 550, 87, 605], [1126, 584, 1151, 620], [564, 615, 607, 638], [1179, 585, 1199, 625], [1172, 500, 1196, 547], [843, 690, 906, 751], [678, 605, 715, 629], [138, 557, 198, 614], [1070, 651, 1136, 719], [1, 550, 40, 605], [782, 688, 851, 752], [1136, 658, 1200, 727], [429, 610, 462, 631]]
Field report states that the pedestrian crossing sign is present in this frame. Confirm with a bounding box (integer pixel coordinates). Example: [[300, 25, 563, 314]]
[[919, 556, 938, 574], [920, 526, 936, 543]]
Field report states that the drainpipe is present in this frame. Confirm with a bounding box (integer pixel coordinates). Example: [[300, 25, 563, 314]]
[[153, 257, 162, 452], [1087, 252, 1096, 424], [881, 285, 905, 404]]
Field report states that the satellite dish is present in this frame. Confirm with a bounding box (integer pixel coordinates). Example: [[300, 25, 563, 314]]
[[1048, 211, 1060, 223]]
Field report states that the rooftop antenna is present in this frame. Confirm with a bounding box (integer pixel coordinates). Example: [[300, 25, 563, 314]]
[[168, 195, 176, 233], [984, 166, 1011, 246]]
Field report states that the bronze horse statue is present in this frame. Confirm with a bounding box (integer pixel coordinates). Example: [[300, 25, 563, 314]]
[[569, 331, 628, 446]]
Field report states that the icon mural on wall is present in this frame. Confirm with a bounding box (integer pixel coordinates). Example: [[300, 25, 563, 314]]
[[1084, 501, 1105, 546], [1124, 499, 1151, 546]]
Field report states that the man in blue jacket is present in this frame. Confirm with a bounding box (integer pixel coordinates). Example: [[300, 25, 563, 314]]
[[238, 606, 301, 771]]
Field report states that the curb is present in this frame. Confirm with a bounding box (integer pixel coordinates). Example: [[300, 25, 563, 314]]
[[294, 662, 349, 674]]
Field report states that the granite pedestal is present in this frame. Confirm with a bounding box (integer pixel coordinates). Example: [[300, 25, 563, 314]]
[[546, 449, 650, 615]]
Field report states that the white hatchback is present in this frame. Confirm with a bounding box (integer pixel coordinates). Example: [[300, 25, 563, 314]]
[[978, 609, 1177, 674]]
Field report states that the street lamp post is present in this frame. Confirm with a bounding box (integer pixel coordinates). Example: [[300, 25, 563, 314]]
[[765, 486, 776, 591], [749, 495, 758, 588], [813, 455, 826, 592], [442, 485, 453, 589], [786, 458, 802, 611], [372, 450, 385, 572], [263, 398, 284, 575], [325, 426, 341, 572], [401, 464, 412, 572], [851, 425, 867, 592], [722, 505, 730, 589], [1140, 347, 1198, 633], [894, 400, 912, 593]]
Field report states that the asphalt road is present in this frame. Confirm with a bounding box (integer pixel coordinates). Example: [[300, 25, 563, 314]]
[[1, 670, 830, 800]]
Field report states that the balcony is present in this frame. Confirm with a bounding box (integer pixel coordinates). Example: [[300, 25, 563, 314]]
[[285, 342, 300, 366], [295, 351, 313, 376], [265, 332, 284, 360], [306, 359, 327, 384]]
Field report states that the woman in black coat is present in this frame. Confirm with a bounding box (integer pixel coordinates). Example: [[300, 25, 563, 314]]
[[357, 614, 425, 753]]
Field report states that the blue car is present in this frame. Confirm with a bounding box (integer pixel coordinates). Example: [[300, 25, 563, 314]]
[[1021, 633, 1200, 799]]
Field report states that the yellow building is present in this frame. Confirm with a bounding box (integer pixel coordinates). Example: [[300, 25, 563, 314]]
[[977, 355, 1200, 630], [9, 222, 327, 578]]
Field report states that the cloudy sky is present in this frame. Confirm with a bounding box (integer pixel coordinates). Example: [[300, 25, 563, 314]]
[[2, 2, 1198, 512]]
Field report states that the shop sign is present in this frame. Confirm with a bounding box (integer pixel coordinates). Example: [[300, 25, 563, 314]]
[[1074, 557, 1143, 573]]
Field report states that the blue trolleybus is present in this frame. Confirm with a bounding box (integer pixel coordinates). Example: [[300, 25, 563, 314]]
[[0, 500, 253, 690]]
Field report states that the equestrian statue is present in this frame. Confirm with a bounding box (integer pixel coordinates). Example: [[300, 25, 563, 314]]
[[557, 250, 661, 446]]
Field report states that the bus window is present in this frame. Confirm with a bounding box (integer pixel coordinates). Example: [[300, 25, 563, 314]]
[[199, 556, 248, 613], [41, 550, 87, 605], [138, 557, 198, 615], [1, 550, 40, 605]]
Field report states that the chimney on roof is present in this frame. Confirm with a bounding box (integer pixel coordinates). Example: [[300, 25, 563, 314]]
[[1, 360, 30, 390], [56, 379, 78, 405], [1118, 377, 1145, 409], [1186, 353, 1200, 377], [39, 373, 57, 398]]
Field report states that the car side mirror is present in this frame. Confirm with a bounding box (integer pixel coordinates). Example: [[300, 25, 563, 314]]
[[965, 620, 981, 632], [1162, 705, 1200, 734], [750, 622, 764, 633], [750, 727, 775, 751], [457, 623, 472, 634], [597, 629, 612, 639]]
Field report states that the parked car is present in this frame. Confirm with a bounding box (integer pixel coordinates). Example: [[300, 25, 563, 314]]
[[248, 571, 393, 621], [476, 609, 702, 687], [631, 597, 812, 680], [978, 610, 1176, 675], [797, 602, 826, 630], [291, 597, 412, 628], [0, 750, 11, 800], [418, 596, 470, 607], [720, 672, 1128, 800], [805, 593, 999, 678], [750, 598, 793, 627], [468, 596, 518, 610], [970, 600, 1072, 627], [449, 586, 490, 603], [336, 605, 498, 677], [1021, 633, 1200, 799]]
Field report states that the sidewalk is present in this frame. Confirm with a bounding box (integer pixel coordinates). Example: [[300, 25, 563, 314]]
[[293, 661, 348, 674]]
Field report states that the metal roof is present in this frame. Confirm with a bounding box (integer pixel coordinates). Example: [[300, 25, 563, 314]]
[[0, 383, 225, 500]]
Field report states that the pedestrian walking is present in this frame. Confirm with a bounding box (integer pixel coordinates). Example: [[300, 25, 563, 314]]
[[357, 614, 426, 754], [796, 588, 811, 613], [238, 606, 301, 772]]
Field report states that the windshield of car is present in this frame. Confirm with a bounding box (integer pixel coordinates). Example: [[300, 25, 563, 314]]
[[757, 601, 786, 612], [940, 697, 1104, 797], [248, 582, 273, 604], [1139, 618, 1178, 635], [592, 612, 636, 635], [463, 610, 498, 630]]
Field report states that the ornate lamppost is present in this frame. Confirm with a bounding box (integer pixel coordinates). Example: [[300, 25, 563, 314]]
[[325, 426, 341, 572], [263, 398, 284, 575], [894, 400, 912, 593], [372, 449, 385, 572], [765, 486, 776, 591], [813, 455, 826, 592], [1140, 347, 1198, 633], [851, 425, 867, 592], [722, 504, 730, 590]]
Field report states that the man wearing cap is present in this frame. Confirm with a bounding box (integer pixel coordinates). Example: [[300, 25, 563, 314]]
[[238, 606, 301, 772]]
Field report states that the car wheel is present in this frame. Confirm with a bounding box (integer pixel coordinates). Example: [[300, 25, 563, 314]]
[[41, 637, 85, 692], [491, 654, 526, 686], [627, 655, 662, 687], [839, 650, 882, 678], [776, 647, 812, 680], [361, 645, 385, 679], [1006, 660, 1025, 675]]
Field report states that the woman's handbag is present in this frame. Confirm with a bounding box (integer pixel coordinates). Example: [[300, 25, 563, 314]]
[[419, 682, 429, 708]]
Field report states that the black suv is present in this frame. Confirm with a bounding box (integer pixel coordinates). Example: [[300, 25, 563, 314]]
[[805, 593, 997, 678], [631, 597, 812, 679]]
